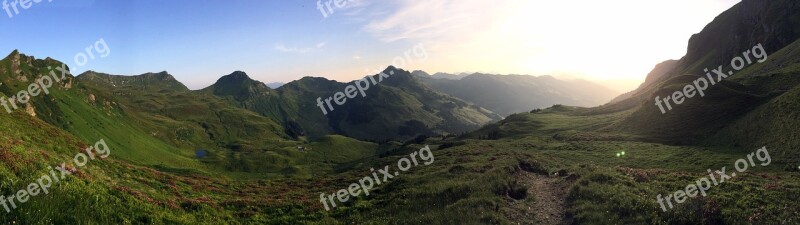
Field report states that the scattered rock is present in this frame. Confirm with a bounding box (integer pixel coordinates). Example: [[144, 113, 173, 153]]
[[25, 104, 36, 117], [64, 78, 73, 89]]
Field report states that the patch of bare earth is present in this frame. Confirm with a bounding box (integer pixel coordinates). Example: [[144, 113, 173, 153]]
[[503, 171, 571, 225]]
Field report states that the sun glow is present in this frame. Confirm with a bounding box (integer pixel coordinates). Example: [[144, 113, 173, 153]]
[[405, 0, 739, 83]]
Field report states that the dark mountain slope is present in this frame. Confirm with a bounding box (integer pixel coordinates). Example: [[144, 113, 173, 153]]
[[613, 0, 800, 105], [329, 67, 501, 140], [610, 60, 678, 104], [704, 38, 800, 162], [609, 75, 771, 144], [707, 83, 800, 163], [673, 0, 800, 77], [591, 0, 800, 147], [202, 71, 275, 101], [201, 73, 343, 138], [203, 67, 502, 141]]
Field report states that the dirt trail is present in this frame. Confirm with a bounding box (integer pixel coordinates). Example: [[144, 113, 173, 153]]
[[503, 171, 571, 225]]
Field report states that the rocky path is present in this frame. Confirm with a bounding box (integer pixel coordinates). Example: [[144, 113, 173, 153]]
[[504, 171, 571, 225]]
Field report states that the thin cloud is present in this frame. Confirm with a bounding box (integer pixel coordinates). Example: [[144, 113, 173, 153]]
[[358, 0, 501, 43], [274, 41, 327, 54], [275, 44, 312, 53]]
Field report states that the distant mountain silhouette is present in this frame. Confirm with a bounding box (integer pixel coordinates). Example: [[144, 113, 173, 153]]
[[266, 82, 285, 89], [414, 72, 619, 116]]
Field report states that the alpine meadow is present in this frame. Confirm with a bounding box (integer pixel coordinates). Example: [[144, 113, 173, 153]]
[[1, 0, 799, 224]]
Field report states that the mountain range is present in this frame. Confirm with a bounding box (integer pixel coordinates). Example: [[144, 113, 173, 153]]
[[1, 0, 800, 224], [413, 71, 620, 116], [0, 49, 620, 171]]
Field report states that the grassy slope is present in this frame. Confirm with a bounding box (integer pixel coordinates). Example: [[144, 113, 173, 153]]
[[0, 108, 337, 224], [4, 100, 797, 224], [283, 104, 798, 224], [458, 107, 799, 224], [0, 53, 386, 224], [76, 72, 385, 178], [5, 14, 800, 223], [0, 53, 208, 172], [704, 38, 800, 163]]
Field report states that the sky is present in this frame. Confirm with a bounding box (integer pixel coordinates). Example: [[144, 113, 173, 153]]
[[0, 0, 740, 90]]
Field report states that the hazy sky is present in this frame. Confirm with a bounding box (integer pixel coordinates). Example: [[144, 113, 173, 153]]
[[1, 0, 740, 90]]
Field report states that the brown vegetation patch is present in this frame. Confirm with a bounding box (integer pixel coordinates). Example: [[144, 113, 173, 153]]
[[0, 148, 21, 172]]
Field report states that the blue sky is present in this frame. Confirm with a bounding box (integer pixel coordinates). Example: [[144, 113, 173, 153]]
[[1, 0, 740, 90]]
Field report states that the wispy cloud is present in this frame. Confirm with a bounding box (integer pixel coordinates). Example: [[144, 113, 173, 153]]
[[353, 0, 505, 43], [339, 1, 388, 23], [275, 44, 312, 53], [274, 41, 327, 54]]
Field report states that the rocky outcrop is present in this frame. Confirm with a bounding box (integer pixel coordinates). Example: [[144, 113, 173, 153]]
[[25, 103, 35, 117]]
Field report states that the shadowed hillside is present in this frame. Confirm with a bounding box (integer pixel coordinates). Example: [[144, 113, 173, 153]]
[[202, 67, 503, 141]]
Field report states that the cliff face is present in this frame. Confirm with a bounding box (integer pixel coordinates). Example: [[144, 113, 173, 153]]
[[609, 0, 800, 106], [674, 0, 800, 77]]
